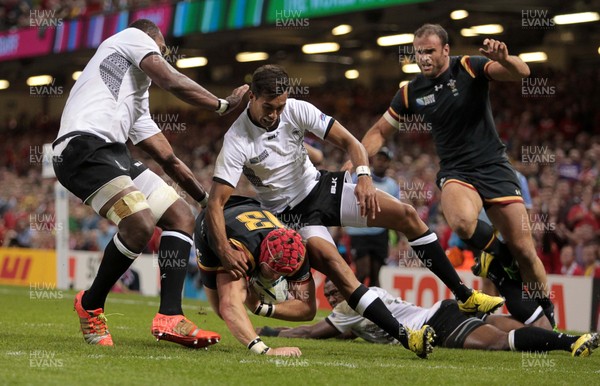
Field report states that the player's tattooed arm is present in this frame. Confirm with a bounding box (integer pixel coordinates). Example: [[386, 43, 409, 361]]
[[140, 54, 249, 113]]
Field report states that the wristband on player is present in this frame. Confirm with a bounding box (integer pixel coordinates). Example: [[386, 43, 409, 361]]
[[247, 337, 270, 355], [215, 98, 229, 115], [199, 192, 209, 208], [254, 302, 275, 317], [356, 165, 371, 177]]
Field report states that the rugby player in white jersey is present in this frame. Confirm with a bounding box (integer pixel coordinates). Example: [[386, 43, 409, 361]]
[[205, 64, 505, 359], [52, 19, 248, 348], [256, 280, 599, 357]]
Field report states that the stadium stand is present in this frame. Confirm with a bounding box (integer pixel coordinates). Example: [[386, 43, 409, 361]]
[[1, 70, 598, 277]]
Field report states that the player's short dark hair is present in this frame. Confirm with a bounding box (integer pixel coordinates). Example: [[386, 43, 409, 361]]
[[414, 23, 448, 46], [129, 19, 160, 39], [250, 65, 290, 99]]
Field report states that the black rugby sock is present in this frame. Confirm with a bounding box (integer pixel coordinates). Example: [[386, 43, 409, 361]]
[[409, 230, 472, 302], [511, 327, 578, 352], [348, 285, 409, 348], [462, 220, 513, 267], [83, 234, 139, 310], [157, 230, 193, 315], [486, 255, 511, 286], [537, 296, 557, 328]]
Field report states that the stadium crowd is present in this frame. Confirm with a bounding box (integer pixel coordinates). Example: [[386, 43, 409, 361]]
[[0, 0, 171, 31], [0, 69, 599, 278]]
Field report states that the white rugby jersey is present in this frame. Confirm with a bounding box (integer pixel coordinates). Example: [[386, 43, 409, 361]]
[[326, 287, 441, 344], [57, 27, 161, 145], [213, 98, 334, 213]]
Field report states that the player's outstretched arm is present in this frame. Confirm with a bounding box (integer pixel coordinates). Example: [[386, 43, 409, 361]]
[[257, 320, 344, 340], [140, 54, 248, 113], [247, 278, 317, 322], [218, 273, 302, 356], [206, 182, 249, 279], [479, 38, 530, 81], [137, 133, 208, 205], [342, 116, 397, 172], [362, 116, 397, 157]]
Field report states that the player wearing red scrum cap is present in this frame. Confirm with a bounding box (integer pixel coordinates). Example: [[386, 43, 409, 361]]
[[194, 196, 314, 356]]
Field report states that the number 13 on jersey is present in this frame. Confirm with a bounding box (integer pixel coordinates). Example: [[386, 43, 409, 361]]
[[236, 210, 284, 231]]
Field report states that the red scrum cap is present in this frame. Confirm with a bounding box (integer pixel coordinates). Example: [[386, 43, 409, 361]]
[[259, 228, 305, 275]]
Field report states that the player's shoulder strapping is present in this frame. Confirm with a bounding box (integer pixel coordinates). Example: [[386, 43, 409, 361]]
[[384, 83, 410, 128]]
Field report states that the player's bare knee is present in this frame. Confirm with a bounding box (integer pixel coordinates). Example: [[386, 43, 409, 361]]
[[218, 300, 236, 321], [395, 204, 422, 233], [488, 338, 510, 351], [531, 316, 553, 331], [118, 213, 156, 251], [507, 240, 536, 263], [451, 216, 477, 239], [159, 199, 194, 233]]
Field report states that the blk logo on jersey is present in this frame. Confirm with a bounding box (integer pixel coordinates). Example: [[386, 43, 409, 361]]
[[330, 177, 338, 194], [416, 94, 435, 106]]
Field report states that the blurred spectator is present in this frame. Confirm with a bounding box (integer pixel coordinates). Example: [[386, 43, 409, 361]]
[[112, 268, 140, 293], [558, 245, 583, 276], [346, 147, 399, 287], [581, 242, 600, 278], [1, 0, 174, 31], [3, 215, 32, 247], [1, 0, 32, 31], [95, 218, 117, 250]]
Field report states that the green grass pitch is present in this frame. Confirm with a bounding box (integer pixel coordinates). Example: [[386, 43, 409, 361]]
[[1, 285, 598, 386]]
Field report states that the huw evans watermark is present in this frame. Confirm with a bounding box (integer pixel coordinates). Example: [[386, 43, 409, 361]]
[[400, 181, 434, 202], [152, 113, 187, 133], [521, 351, 556, 368], [523, 213, 556, 234], [29, 213, 64, 232], [29, 10, 63, 28], [521, 78, 556, 97], [521, 146, 555, 165], [30, 350, 63, 368], [521, 10, 555, 29], [521, 282, 555, 301], [29, 78, 63, 97], [152, 250, 188, 269], [30, 145, 62, 165], [30, 282, 64, 300], [276, 77, 309, 97], [274, 10, 309, 29], [398, 114, 432, 133]]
